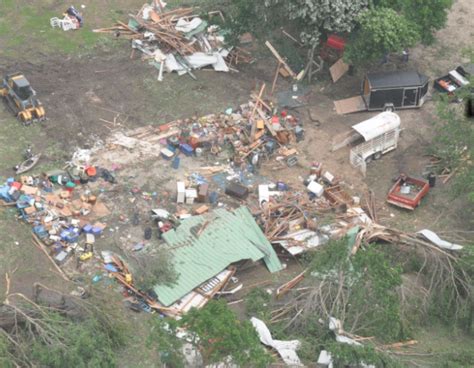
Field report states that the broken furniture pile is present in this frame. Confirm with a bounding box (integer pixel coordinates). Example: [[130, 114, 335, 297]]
[[253, 165, 369, 256], [50, 6, 84, 31], [108, 88, 303, 169], [94, 3, 250, 80]]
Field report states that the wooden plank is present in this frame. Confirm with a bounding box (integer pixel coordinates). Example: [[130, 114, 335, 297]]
[[257, 108, 277, 137], [333, 96, 367, 115], [265, 41, 296, 78], [329, 58, 349, 83], [250, 84, 266, 141], [32, 234, 70, 281]]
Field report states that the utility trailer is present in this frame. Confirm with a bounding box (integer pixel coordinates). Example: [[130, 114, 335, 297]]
[[387, 176, 430, 210], [332, 112, 401, 175], [334, 71, 429, 114]]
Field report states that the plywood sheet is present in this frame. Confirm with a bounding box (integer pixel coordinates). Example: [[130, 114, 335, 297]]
[[334, 96, 366, 115], [329, 58, 349, 83]]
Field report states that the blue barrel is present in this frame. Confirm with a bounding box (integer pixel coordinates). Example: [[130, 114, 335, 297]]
[[172, 157, 180, 169]]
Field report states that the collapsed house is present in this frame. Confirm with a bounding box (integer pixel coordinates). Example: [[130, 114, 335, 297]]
[[154, 206, 282, 312]]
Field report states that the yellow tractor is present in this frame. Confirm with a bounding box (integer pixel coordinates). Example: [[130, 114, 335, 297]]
[[0, 72, 46, 125]]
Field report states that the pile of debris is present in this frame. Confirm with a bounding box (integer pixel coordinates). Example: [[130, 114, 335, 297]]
[[0, 153, 114, 277], [108, 86, 303, 168], [94, 2, 252, 80], [50, 6, 84, 31]]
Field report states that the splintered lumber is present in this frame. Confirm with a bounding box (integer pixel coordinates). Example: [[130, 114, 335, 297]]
[[276, 271, 306, 298], [258, 109, 277, 137], [265, 41, 296, 78], [281, 29, 303, 47], [382, 340, 418, 349], [250, 84, 266, 141], [442, 167, 457, 183], [32, 234, 70, 281]]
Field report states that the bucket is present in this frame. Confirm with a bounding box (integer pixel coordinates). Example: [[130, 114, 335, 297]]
[[428, 172, 436, 187]]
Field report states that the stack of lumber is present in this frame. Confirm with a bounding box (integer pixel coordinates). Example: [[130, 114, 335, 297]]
[[94, 6, 197, 54]]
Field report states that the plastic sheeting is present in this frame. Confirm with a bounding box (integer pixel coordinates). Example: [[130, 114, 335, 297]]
[[317, 350, 334, 368], [175, 17, 203, 33], [251, 317, 302, 366], [417, 229, 463, 251], [164, 52, 229, 74]]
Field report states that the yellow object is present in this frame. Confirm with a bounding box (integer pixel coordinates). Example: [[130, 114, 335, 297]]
[[1, 72, 46, 124], [125, 274, 133, 284], [34, 106, 45, 119], [256, 120, 265, 129], [79, 252, 93, 261]]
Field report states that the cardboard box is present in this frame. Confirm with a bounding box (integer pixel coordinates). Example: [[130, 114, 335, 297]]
[[225, 182, 249, 199], [177, 181, 186, 203], [185, 189, 198, 204], [194, 205, 209, 215]]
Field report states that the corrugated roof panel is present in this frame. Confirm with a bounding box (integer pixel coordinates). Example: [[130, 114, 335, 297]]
[[154, 206, 282, 306], [351, 112, 400, 141]]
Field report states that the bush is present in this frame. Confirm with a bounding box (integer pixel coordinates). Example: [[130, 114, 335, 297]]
[[245, 287, 271, 321], [181, 300, 272, 367]]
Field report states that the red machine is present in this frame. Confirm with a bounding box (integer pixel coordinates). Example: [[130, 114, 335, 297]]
[[386, 176, 430, 210], [320, 34, 346, 62]]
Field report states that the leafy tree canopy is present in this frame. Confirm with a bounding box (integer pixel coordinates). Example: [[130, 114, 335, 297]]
[[266, 0, 369, 45], [344, 8, 420, 66], [376, 0, 453, 44]]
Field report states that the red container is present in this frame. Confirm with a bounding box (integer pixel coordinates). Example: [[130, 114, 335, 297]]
[[326, 35, 346, 51]]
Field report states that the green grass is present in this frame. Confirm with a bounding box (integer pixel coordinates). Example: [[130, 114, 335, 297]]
[[0, 2, 102, 57]]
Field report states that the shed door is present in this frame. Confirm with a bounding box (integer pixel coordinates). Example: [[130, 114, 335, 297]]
[[403, 88, 418, 106]]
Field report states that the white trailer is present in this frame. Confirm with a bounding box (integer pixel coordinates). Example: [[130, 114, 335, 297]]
[[332, 112, 401, 175]]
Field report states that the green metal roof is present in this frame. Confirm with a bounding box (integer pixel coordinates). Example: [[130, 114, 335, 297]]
[[154, 206, 282, 306]]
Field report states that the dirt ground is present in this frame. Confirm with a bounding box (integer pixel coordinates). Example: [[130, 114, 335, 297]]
[[0, 0, 473, 366]]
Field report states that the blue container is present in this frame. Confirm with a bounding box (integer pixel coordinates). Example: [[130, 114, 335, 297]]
[[172, 156, 180, 169], [179, 143, 194, 156], [277, 182, 288, 191], [92, 227, 103, 236], [83, 224, 93, 233], [209, 191, 218, 204]]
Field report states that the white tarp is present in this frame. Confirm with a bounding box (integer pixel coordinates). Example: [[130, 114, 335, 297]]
[[317, 350, 334, 368], [164, 52, 229, 74], [328, 317, 375, 367], [329, 317, 361, 346], [417, 229, 463, 251], [175, 17, 203, 33], [251, 317, 302, 366], [273, 229, 329, 255]]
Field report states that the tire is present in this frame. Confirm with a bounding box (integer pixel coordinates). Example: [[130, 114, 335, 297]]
[[383, 104, 395, 112], [365, 155, 373, 164], [373, 151, 382, 160]]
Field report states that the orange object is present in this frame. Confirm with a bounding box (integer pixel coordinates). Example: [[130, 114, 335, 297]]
[[86, 166, 97, 176]]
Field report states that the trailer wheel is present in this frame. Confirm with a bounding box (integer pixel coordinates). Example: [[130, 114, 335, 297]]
[[383, 103, 395, 112], [365, 155, 373, 164], [374, 152, 382, 160]]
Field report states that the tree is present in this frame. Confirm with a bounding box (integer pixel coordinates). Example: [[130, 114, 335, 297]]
[[432, 81, 474, 207], [266, 0, 369, 46], [180, 300, 272, 367], [375, 0, 453, 44], [344, 8, 420, 66]]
